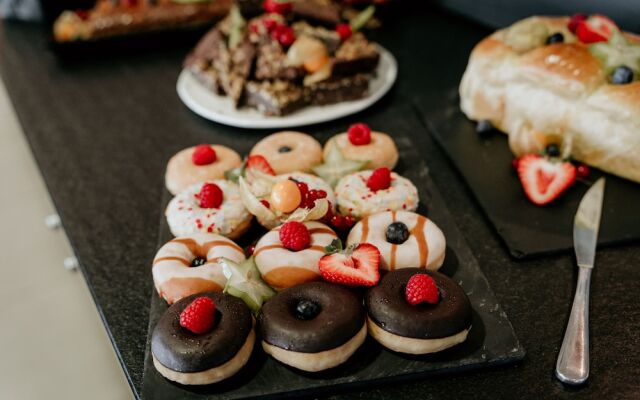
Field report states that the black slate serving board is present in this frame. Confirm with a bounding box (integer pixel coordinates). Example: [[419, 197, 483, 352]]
[[141, 105, 524, 399], [424, 98, 640, 259]]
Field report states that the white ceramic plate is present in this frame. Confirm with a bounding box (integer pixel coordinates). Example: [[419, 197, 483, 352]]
[[176, 45, 397, 129]]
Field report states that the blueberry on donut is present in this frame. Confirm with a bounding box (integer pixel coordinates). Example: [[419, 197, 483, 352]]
[[250, 131, 323, 175], [347, 211, 446, 271], [254, 221, 338, 290], [365, 268, 472, 354], [165, 144, 242, 195], [152, 292, 255, 385], [165, 180, 252, 239], [323, 123, 399, 170], [258, 282, 367, 372], [152, 233, 246, 304], [335, 168, 419, 219]]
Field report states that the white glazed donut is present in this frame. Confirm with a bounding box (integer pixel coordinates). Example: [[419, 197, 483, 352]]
[[347, 211, 446, 271], [152, 233, 246, 304], [335, 170, 419, 219], [165, 180, 252, 239], [254, 222, 338, 290]]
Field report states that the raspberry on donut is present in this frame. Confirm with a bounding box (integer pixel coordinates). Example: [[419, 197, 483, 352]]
[[335, 170, 418, 219], [322, 129, 399, 170], [254, 221, 338, 290], [165, 144, 242, 195], [152, 233, 246, 304], [165, 180, 252, 239]]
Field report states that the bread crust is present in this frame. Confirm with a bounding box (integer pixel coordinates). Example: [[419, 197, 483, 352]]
[[460, 16, 640, 183]]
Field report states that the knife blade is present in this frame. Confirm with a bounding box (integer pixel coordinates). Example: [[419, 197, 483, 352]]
[[573, 178, 606, 268], [556, 177, 605, 385]]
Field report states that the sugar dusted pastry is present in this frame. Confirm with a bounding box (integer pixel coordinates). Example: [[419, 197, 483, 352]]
[[335, 168, 418, 219], [165, 181, 252, 239], [459, 15, 640, 183], [347, 211, 446, 271]]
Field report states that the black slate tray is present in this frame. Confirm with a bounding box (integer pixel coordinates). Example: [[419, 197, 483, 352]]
[[424, 98, 640, 259], [141, 105, 524, 399]]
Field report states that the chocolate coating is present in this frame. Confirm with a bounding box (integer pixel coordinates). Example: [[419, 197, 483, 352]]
[[365, 268, 472, 339], [258, 282, 365, 353], [151, 292, 253, 373]]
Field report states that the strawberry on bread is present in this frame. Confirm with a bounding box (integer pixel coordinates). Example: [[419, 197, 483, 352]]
[[517, 154, 577, 205], [319, 239, 380, 287]]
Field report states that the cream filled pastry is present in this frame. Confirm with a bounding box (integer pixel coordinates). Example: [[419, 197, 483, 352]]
[[347, 211, 446, 271], [152, 233, 246, 304], [335, 168, 418, 219], [165, 180, 252, 240], [254, 221, 338, 290]]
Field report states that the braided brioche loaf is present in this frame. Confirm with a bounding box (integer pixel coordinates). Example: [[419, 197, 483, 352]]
[[459, 16, 640, 183]]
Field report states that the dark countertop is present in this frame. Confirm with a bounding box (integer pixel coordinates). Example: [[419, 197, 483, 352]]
[[1, 4, 638, 399]]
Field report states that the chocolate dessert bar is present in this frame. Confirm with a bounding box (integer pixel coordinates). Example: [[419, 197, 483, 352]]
[[245, 80, 308, 116], [306, 74, 370, 105], [255, 38, 304, 81], [332, 32, 380, 76], [291, 0, 341, 26]]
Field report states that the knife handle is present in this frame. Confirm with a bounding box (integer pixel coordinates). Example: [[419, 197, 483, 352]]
[[555, 267, 591, 385]]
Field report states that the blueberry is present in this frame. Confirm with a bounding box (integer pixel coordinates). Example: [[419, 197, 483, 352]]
[[546, 32, 564, 44], [294, 300, 321, 320], [386, 222, 410, 244], [278, 145, 292, 153], [611, 66, 634, 85], [545, 143, 561, 158], [475, 120, 494, 136], [191, 257, 207, 268]]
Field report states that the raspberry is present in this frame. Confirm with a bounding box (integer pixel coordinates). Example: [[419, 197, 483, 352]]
[[331, 215, 355, 231], [198, 183, 223, 209], [366, 167, 391, 191], [272, 25, 295, 47], [179, 297, 216, 334], [263, 18, 278, 32], [405, 274, 439, 306], [260, 199, 270, 209], [75, 9, 89, 20], [263, 0, 292, 14], [279, 221, 310, 251], [192, 144, 217, 165], [292, 179, 309, 201], [511, 158, 520, 170], [247, 244, 256, 256], [321, 201, 334, 223], [576, 163, 590, 178], [347, 123, 371, 145], [336, 23, 353, 41]]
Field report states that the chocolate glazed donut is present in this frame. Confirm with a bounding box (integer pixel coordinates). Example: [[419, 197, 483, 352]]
[[365, 268, 472, 339], [152, 292, 253, 373], [258, 282, 365, 353]]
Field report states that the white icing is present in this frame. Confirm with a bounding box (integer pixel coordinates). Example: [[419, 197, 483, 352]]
[[346, 211, 445, 271], [152, 233, 246, 288], [335, 171, 418, 218], [165, 180, 250, 237], [254, 221, 337, 276]]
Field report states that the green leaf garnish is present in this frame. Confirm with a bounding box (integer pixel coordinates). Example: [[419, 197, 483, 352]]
[[350, 5, 375, 32], [589, 30, 640, 74], [228, 5, 246, 50], [324, 238, 344, 254]]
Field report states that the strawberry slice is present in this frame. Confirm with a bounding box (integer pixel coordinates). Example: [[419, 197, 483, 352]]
[[517, 154, 576, 206], [576, 14, 618, 44], [319, 242, 380, 287], [245, 155, 275, 176]]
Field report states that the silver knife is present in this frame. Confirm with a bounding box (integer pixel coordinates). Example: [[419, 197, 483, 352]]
[[555, 178, 605, 385]]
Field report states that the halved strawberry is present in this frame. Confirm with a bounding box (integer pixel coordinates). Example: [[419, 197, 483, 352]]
[[245, 155, 275, 176], [318, 242, 380, 287], [517, 154, 576, 206], [576, 14, 618, 44]]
